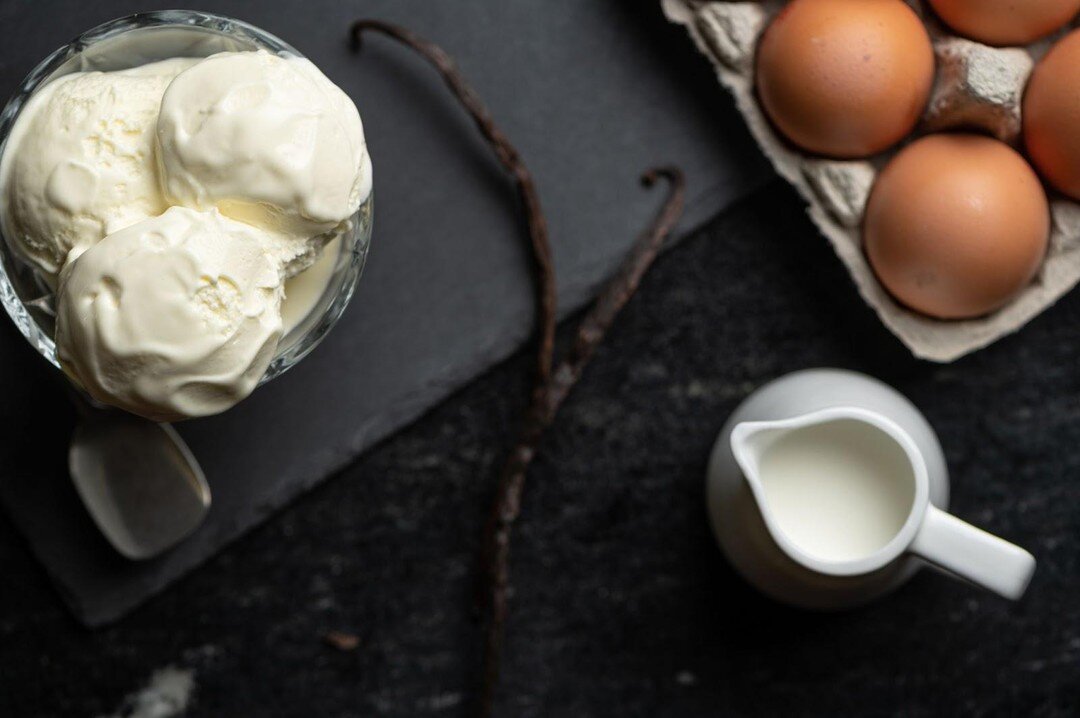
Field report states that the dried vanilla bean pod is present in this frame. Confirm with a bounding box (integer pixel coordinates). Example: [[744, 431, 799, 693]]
[[544, 168, 685, 416], [349, 21, 686, 717]]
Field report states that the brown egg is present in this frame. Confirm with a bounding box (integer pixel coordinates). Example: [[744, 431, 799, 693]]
[[864, 134, 1049, 319], [1024, 29, 1080, 200], [755, 0, 934, 158], [927, 0, 1080, 46]]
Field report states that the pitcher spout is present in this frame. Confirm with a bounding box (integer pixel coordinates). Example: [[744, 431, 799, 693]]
[[729, 419, 788, 495], [728, 405, 932, 578]]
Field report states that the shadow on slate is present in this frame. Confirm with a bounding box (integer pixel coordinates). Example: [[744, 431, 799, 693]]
[[0, 0, 771, 625]]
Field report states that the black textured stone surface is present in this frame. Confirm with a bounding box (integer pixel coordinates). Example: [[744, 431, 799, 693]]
[[3, 181, 1079, 716]]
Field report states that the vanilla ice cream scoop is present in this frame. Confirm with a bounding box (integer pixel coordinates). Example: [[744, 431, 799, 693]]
[[2, 47, 371, 421], [55, 206, 284, 422], [156, 51, 372, 272], [0, 59, 195, 277]]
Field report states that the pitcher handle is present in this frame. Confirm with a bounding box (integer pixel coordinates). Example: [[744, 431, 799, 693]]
[[910, 505, 1035, 600]]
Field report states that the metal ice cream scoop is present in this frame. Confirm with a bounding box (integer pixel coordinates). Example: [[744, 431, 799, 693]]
[[67, 388, 210, 560]]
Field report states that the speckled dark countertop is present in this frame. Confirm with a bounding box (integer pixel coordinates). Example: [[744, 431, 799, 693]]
[[2, 180, 1078, 716]]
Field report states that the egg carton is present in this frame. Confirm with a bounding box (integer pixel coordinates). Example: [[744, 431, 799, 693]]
[[661, 0, 1080, 362]]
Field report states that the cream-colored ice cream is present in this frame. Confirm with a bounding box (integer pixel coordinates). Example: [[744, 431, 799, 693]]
[[0, 59, 196, 277], [156, 51, 372, 274], [0, 49, 371, 420], [55, 206, 284, 422]]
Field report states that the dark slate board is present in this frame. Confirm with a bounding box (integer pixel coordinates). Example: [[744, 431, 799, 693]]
[[0, 0, 770, 626]]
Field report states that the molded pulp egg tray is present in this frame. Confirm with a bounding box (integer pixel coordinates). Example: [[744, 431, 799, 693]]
[[663, 0, 1080, 362]]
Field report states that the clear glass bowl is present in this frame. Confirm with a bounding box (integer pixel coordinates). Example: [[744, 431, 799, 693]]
[[0, 10, 373, 387]]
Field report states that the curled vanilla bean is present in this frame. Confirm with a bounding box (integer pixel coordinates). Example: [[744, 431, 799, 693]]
[[350, 21, 686, 718], [479, 169, 684, 718]]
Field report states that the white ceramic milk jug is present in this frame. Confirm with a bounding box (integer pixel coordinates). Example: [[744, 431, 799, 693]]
[[707, 368, 1035, 609]]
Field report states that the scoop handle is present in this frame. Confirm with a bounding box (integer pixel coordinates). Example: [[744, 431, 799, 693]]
[[910, 505, 1035, 600]]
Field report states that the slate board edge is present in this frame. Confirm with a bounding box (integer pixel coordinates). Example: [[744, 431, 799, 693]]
[[23, 183, 759, 628]]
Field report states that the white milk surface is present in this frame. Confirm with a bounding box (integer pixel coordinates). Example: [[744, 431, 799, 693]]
[[756, 419, 916, 563]]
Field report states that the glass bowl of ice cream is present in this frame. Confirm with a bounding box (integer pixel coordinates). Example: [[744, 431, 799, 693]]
[[0, 10, 374, 422]]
